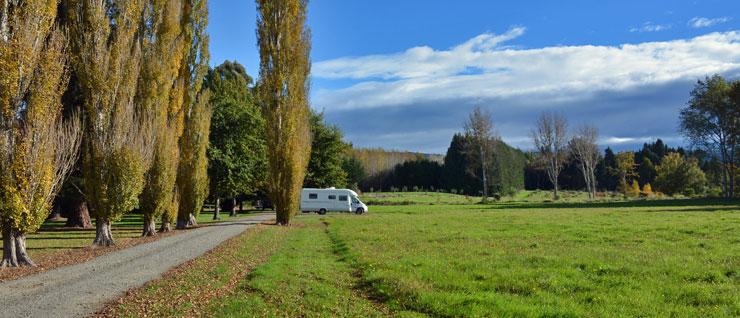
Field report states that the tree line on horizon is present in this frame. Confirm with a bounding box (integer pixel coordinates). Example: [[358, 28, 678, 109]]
[[350, 75, 739, 201]]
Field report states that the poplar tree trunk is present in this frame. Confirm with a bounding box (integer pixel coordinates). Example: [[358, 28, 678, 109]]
[[229, 197, 237, 217], [1, 223, 17, 267], [213, 198, 220, 220], [93, 218, 114, 246], [64, 199, 92, 228], [177, 212, 199, 229], [176, 217, 187, 229], [13, 232, 34, 267], [142, 217, 157, 236], [159, 214, 171, 232]]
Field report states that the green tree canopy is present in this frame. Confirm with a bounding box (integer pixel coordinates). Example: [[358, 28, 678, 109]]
[[304, 111, 349, 188], [654, 152, 707, 196], [680, 75, 739, 197], [206, 61, 267, 200], [443, 133, 524, 197], [342, 156, 366, 190], [443, 134, 479, 195]]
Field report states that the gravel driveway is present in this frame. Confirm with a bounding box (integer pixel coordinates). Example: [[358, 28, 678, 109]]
[[0, 212, 275, 318]]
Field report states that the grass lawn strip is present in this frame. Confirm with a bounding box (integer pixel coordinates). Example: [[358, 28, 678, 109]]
[[209, 217, 390, 317], [94, 223, 286, 318], [0, 212, 261, 282]]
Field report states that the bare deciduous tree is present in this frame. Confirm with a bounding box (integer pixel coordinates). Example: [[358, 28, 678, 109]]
[[569, 125, 599, 199], [463, 106, 498, 202], [532, 111, 568, 200]]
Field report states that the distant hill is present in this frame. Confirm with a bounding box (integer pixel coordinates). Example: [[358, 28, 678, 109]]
[[351, 148, 443, 176]]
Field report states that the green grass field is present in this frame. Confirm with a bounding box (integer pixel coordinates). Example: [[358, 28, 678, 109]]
[[106, 192, 739, 317], [326, 201, 739, 317]]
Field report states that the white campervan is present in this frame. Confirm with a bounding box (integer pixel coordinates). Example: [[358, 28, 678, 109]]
[[300, 188, 368, 215]]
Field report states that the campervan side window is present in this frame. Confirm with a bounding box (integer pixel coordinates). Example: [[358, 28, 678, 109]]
[[309, 193, 318, 199], [328, 195, 336, 200], [338, 195, 348, 201]]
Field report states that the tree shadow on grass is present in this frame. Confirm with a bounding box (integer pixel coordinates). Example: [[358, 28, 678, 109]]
[[487, 198, 740, 210], [25, 236, 94, 240], [27, 246, 85, 250]]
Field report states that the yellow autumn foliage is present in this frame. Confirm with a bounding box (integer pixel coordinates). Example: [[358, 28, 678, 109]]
[[257, 0, 313, 225], [175, 0, 211, 227], [0, 0, 81, 239], [138, 0, 188, 232], [68, 0, 155, 244]]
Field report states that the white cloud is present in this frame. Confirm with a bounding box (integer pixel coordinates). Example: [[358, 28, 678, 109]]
[[689, 17, 732, 28], [313, 30, 740, 111], [629, 22, 672, 33], [313, 27, 526, 80], [315, 29, 740, 152]]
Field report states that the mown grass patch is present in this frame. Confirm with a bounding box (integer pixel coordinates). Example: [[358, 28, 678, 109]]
[[210, 217, 389, 317], [325, 200, 740, 317]]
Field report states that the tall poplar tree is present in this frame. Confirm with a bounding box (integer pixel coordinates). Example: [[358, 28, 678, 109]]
[[0, 0, 82, 267], [138, 0, 186, 236], [68, 0, 155, 246], [175, 0, 211, 229], [257, 0, 312, 225]]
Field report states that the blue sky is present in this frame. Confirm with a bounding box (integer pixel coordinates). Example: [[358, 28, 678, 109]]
[[208, 0, 740, 153]]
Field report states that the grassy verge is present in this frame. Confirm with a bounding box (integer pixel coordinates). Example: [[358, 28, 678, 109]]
[[98, 217, 389, 317], [209, 217, 388, 317], [97, 224, 288, 317]]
